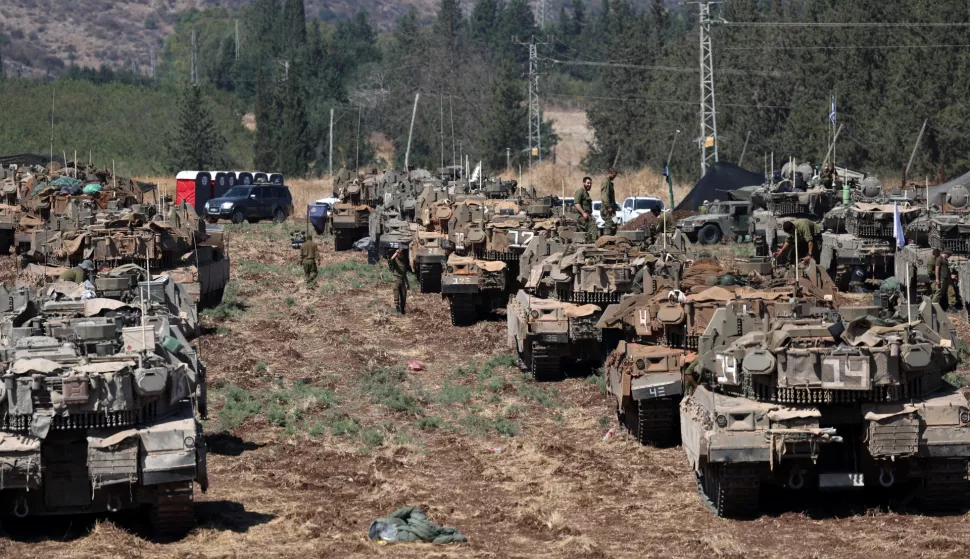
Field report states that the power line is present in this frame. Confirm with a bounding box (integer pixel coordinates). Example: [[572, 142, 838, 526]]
[[545, 58, 788, 77], [722, 21, 970, 28], [544, 92, 791, 110], [721, 43, 970, 51]]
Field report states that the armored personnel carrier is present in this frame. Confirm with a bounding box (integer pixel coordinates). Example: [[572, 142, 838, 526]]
[[820, 202, 922, 290], [507, 290, 601, 380], [410, 198, 455, 293], [0, 281, 208, 536], [331, 173, 380, 252], [22, 202, 230, 310], [682, 299, 969, 517], [928, 185, 970, 256]]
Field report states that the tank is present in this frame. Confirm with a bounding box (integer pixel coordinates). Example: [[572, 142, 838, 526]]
[[820, 233, 896, 291], [23, 203, 230, 310], [410, 198, 455, 293], [442, 255, 507, 326], [506, 290, 602, 380], [681, 298, 969, 518], [0, 282, 208, 536]]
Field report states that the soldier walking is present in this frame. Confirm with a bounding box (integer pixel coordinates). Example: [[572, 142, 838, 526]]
[[573, 176, 597, 242], [389, 248, 409, 315], [600, 168, 618, 236], [931, 248, 956, 310], [300, 234, 319, 284]]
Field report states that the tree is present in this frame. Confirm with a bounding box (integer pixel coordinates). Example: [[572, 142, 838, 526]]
[[276, 68, 311, 175], [479, 64, 528, 170], [253, 68, 277, 170], [250, 0, 281, 59], [166, 86, 226, 172], [281, 0, 307, 56], [0, 43, 4, 81]]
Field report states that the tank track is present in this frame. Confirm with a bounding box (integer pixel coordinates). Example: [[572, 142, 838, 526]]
[[333, 230, 353, 251], [922, 459, 969, 512], [150, 481, 195, 538], [449, 295, 477, 327], [418, 263, 442, 293], [634, 398, 680, 447], [531, 344, 561, 381], [697, 463, 761, 519]]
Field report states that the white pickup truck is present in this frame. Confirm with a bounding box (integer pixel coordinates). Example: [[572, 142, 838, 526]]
[[620, 197, 665, 224]]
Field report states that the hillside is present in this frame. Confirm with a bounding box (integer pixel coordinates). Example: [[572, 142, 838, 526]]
[[0, 0, 438, 76]]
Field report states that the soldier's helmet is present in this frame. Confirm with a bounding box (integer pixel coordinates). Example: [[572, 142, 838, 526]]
[[79, 259, 95, 272]]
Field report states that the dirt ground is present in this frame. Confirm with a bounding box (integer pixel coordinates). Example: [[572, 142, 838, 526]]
[[2, 223, 970, 559]]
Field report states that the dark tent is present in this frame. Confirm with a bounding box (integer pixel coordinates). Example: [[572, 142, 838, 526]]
[[675, 162, 765, 211], [0, 153, 66, 168]]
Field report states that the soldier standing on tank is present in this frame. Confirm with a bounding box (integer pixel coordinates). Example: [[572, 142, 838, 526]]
[[300, 235, 319, 284], [600, 168, 618, 236], [389, 248, 409, 315], [333, 163, 351, 197], [931, 248, 956, 310], [820, 162, 836, 190], [573, 176, 597, 242]]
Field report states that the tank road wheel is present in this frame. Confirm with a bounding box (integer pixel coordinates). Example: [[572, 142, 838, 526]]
[[150, 481, 195, 539], [698, 224, 722, 245], [333, 231, 352, 252], [418, 263, 442, 293], [450, 295, 477, 326], [697, 463, 761, 519], [530, 344, 561, 382], [922, 459, 970, 512], [632, 398, 680, 447]]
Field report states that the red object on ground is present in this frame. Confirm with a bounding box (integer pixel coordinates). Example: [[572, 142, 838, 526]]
[[407, 360, 425, 372]]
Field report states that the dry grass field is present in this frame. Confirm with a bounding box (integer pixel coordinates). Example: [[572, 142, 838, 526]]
[[1, 223, 969, 558]]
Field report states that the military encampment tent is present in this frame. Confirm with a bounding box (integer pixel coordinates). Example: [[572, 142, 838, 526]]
[[675, 162, 765, 211]]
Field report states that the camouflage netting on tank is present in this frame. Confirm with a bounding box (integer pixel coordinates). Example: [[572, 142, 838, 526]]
[[681, 259, 725, 291], [368, 506, 467, 545]]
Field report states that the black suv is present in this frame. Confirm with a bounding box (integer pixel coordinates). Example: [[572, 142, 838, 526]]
[[204, 183, 294, 224]]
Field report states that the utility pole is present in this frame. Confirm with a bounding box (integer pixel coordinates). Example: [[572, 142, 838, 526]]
[[191, 30, 197, 84], [515, 36, 547, 172], [329, 107, 334, 177], [150, 44, 155, 80], [278, 60, 289, 81], [404, 93, 420, 170], [235, 20, 240, 61], [738, 131, 751, 167], [694, 1, 720, 177], [449, 95, 456, 168], [507, 148, 511, 170], [439, 94, 445, 170]]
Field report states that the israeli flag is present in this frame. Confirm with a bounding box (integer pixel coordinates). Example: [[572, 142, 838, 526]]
[[893, 202, 905, 249], [829, 96, 837, 125]]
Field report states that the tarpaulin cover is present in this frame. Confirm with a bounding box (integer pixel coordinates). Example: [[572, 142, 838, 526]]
[[675, 162, 765, 211]]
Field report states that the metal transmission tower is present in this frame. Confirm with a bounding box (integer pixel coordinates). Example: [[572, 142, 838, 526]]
[[515, 36, 547, 170], [695, 1, 720, 178], [537, 0, 548, 28]]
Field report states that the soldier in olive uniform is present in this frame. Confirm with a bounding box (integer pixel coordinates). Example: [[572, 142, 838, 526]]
[[699, 200, 709, 215], [333, 164, 351, 197], [776, 219, 821, 264], [300, 235, 319, 284], [389, 248, 409, 314], [600, 168, 618, 236], [930, 249, 956, 310], [573, 176, 597, 242], [60, 259, 95, 284]]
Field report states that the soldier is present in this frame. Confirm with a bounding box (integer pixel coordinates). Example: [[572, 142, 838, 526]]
[[300, 234, 319, 284], [59, 259, 95, 284], [573, 176, 597, 242], [820, 162, 836, 190], [389, 248, 409, 314], [776, 219, 821, 264], [930, 248, 956, 310], [600, 167, 618, 236], [699, 200, 709, 215], [333, 163, 351, 197]]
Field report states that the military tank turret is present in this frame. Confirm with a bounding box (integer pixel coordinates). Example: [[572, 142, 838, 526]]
[[681, 298, 969, 517], [0, 281, 208, 536]]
